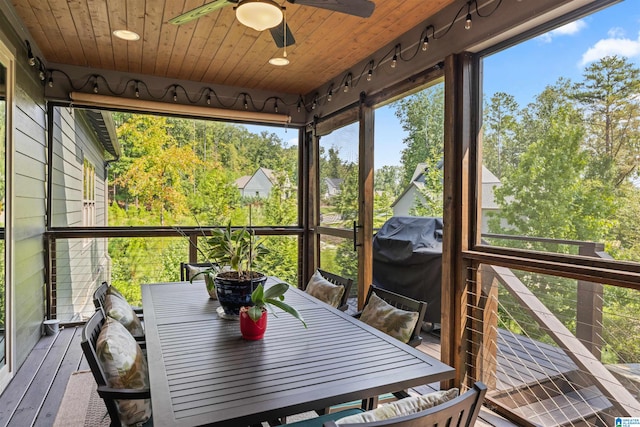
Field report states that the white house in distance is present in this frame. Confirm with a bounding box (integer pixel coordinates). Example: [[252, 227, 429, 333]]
[[392, 163, 501, 233], [236, 167, 290, 198], [324, 178, 343, 199]]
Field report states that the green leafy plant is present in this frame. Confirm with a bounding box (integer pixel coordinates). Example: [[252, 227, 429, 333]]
[[204, 222, 268, 280], [247, 283, 306, 327]]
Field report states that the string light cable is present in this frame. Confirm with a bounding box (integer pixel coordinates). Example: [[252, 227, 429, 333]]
[[28, 0, 504, 115]]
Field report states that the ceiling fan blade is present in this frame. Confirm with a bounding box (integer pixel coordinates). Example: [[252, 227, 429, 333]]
[[270, 23, 296, 48], [169, 0, 236, 25], [286, 0, 375, 18]]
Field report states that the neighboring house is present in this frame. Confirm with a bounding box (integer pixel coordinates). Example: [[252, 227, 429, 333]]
[[236, 167, 290, 198], [392, 163, 502, 233], [324, 177, 343, 198], [51, 108, 120, 322]]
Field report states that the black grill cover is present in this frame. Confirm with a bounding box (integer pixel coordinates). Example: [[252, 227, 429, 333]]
[[372, 216, 443, 324]]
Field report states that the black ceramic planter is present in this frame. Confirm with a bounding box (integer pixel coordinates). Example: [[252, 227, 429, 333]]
[[215, 271, 267, 318]]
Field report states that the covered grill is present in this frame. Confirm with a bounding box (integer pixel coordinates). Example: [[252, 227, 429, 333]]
[[372, 216, 443, 325]]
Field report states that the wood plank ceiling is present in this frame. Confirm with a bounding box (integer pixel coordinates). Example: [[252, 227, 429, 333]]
[[11, 0, 457, 95]]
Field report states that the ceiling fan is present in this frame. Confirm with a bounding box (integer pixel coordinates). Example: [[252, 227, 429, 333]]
[[169, 0, 375, 48]]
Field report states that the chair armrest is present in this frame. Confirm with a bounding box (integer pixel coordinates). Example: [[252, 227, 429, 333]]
[[96, 385, 151, 400]]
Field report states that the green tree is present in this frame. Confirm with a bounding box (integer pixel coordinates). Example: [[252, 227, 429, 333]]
[[490, 98, 615, 245], [374, 165, 403, 197], [573, 56, 640, 187], [394, 83, 445, 186], [482, 92, 522, 178], [189, 164, 240, 225], [334, 163, 358, 221], [113, 115, 201, 224]]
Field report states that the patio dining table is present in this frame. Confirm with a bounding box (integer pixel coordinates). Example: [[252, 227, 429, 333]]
[[141, 278, 455, 427]]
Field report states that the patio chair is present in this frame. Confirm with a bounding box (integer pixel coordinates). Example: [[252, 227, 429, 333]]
[[93, 281, 143, 316], [355, 284, 427, 348], [180, 261, 216, 281], [81, 310, 152, 427], [320, 382, 487, 427], [317, 269, 353, 312], [94, 283, 145, 342]]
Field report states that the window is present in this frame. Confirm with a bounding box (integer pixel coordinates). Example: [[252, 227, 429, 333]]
[[83, 159, 95, 227], [479, 1, 640, 267]]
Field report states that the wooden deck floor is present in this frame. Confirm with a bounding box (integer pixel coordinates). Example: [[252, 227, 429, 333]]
[[0, 325, 517, 427], [0, 326, 86, 427]]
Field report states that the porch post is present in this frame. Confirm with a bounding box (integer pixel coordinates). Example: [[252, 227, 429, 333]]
[[441, 52, 477, 389], [576, 242, 604, 359], [357, 95, 374, 310]]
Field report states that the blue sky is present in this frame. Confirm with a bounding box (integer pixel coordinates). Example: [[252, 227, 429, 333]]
[[249, 0, 640, 170]]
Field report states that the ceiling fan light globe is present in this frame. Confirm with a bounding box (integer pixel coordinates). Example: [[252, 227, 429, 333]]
[[269, 57, 290, 66], [236, 0, 283, 31]]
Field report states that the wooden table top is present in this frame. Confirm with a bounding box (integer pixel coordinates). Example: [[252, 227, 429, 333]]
[[142, 280, 455, 427]]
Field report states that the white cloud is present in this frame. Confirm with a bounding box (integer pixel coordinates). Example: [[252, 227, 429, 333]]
[[580, 31, 640, 66], [539, 20, 587, 43], [608, 27, 625, 38]]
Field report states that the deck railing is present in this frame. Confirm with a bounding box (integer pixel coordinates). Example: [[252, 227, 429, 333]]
[[474, 235, 640, 425], [45, 226, 303, 322]]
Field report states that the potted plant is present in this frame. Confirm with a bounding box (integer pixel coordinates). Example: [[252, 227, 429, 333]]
[[203, 222, 269, 318], [240, 282, 306, 340], [189, 264, 220, 299]]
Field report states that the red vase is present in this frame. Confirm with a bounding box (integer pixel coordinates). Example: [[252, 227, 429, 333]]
[[240, 307, 267, 340]]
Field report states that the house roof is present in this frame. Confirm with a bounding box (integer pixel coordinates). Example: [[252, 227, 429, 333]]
[[84, 109, 120, 159], [392, 163, 501, 209], [325, 178, 343, 188], [235, 176, 251, 189]]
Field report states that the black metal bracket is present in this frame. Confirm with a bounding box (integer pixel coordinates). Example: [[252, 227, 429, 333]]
[[353, 221, 363, 251]]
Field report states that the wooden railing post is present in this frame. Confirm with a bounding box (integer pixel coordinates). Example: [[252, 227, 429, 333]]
[[477, 265, 498, 389], [189, 234, 198, 263], [576, 242, 604, 359]]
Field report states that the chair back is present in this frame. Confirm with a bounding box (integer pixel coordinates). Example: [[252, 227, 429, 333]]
[[362, 284, 427, 347], [180, 261, 216, 281], [318, 269, 353, 312], [81, 310, 121, 425], [323, 382, 487, 427], [92, 281, 109, 313]]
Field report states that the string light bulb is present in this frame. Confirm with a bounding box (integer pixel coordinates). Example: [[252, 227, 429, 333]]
[[327, 90, 332, 102], [206, 92, 211, 105], [465, 3, 472, 30], [343, 81, 349, 93], [26, 40, 36, 66], [134, 82, 140, 98], [274, 99, 278, 113], [173, 88, 178, 102], [243, 95, 249, 110], [422, 35, 429, 51], [312, 98, 317, 110], [297, 99, 302, 113], [367, 69, 373, 81], [93, 79, 99, 93], [48, 75, 54, 88]]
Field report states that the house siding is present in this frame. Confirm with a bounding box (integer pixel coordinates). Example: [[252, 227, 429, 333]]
[[0, 12, 48, 373], [243, 169, 273, 198], [51, 107, 110, 321]]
